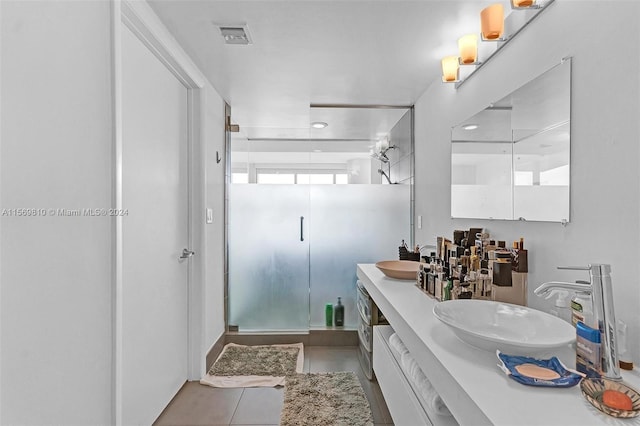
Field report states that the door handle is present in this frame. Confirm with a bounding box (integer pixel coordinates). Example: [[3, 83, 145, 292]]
[[179, 248, 195, 260], [300, 216, 304, 242]]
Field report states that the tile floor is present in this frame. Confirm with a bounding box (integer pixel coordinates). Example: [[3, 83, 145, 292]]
[[154, 346, 394, 426]]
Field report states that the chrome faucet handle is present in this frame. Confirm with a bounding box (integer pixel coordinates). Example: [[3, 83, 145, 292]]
[[557, 265, 591, 271]]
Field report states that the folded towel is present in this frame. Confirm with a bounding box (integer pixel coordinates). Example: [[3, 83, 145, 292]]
[[389, 333, 409, 359], [400, 351, 452, 417]]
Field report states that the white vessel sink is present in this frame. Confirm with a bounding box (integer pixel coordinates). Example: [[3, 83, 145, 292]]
[[433, 300, 575, 355]]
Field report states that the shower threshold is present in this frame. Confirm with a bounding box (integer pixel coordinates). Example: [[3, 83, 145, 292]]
[[225, 328, 357, 347]]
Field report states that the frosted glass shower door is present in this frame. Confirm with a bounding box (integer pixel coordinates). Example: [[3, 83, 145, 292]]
[[228, 184, 310, 331], [308, 185, 411, 328]]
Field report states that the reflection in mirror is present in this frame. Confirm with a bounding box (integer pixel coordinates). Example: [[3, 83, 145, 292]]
[[451, 142, 512, 220], [451, 58, 571, 222], [230, 107, 412, 185]]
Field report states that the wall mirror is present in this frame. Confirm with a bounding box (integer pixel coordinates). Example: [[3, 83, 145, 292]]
[[451, 58, 571, 222]]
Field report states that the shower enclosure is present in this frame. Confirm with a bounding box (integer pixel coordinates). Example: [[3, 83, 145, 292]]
[[227, 107, 413, 331]]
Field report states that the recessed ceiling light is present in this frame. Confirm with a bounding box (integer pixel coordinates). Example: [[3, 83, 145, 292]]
[[462, 124, 479, 130], [311, 122, 328, 129], [313, 149, 322, 153]]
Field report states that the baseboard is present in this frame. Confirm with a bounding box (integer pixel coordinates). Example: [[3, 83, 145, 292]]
[[224, 329, 358, 347], [205, 332, 226, 372], [225, 332, 310, 346], [309, 328, 358, 346]]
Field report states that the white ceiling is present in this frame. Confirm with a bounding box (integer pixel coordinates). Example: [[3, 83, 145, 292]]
[[148, 0, 502, 135]]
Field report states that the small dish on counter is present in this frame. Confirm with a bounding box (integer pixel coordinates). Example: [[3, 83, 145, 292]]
[[375, 260, 420, 280], [497, 350, 583, 387], [580, 377, 640, 418]]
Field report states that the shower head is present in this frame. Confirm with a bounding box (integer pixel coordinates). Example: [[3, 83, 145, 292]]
[[371, 152, 390, 163], [381, 145, 397, 155], [371, 145, 397, 163]]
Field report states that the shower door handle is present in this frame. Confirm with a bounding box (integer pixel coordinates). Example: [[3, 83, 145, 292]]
[[300, 216, 304, 242]]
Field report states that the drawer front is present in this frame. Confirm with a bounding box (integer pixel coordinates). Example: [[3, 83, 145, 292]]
[[358, 339, 373, 380], [358, 319, 373, 352]]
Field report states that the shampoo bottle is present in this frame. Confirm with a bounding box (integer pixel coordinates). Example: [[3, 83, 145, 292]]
[[325, 303, 333, 327], [334, 297, 344, 326]]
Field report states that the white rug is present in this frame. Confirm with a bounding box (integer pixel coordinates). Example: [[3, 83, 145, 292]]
[[200, 342, 304, 388]]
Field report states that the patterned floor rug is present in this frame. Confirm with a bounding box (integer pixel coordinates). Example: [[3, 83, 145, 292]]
[[200, 343, 304, 388], [280, 372, 374, 426]]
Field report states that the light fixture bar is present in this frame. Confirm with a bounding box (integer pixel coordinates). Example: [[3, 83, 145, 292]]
[[310, 104, 413, 109], [455, 0, 556, 89]]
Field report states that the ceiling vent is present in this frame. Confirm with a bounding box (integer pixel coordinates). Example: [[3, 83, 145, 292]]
[[218, 25, 252, 45]]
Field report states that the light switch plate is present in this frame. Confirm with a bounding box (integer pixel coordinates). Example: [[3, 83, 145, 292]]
[[206, 208, 213, 224], [418, 215, 422, 229]]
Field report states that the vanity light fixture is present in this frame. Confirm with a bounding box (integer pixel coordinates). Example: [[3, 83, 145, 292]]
[[511, 0, 540, 9], [441, 56, 460, 83], [441, 0, 555, 88], [480, 4, 505, 41], [458, 34, 479, 65], [311, 122, 328, 129], [462, 124, 479, 130]]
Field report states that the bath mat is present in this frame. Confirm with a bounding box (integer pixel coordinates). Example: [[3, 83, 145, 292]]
[[280, 372, 374, 426], [200, 342, 304, 388]]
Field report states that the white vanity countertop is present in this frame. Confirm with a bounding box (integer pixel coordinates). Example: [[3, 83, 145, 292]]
[[357, 263, 640, 426]]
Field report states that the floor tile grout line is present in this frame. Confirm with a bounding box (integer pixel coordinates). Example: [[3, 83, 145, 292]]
[[228, 387, 246, 426]]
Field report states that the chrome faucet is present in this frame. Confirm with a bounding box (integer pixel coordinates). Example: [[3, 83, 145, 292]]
[[534, 264, 621, 380]]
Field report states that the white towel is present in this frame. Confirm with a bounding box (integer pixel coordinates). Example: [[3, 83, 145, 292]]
[[389, 333, 410, 359], [400, 351, 452, 417]]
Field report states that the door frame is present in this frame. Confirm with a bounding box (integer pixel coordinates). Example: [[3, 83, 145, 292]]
[[111, 1, 208, 423]]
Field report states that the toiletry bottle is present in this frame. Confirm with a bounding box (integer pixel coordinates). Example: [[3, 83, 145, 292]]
[[617, 320, 634, 370], [571, 287, 593, 327], [576, 321, 601, 378], [550, 290, 572, 324], [334, 297, 344, 326], [325, 303, 333, 327], [443, 276, 453, 301]]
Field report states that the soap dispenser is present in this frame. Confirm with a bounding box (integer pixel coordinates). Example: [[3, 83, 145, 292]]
[[549, 290, 572, 324], [334, 297, 344, 327]]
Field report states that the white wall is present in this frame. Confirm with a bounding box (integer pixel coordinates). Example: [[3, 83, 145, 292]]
[[1, 1, 114, 424], [414, 1, 640, 363], [1, 1, 228, 423]]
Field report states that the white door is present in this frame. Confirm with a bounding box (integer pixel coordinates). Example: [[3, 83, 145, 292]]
[[121, 24, 189, 425]]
